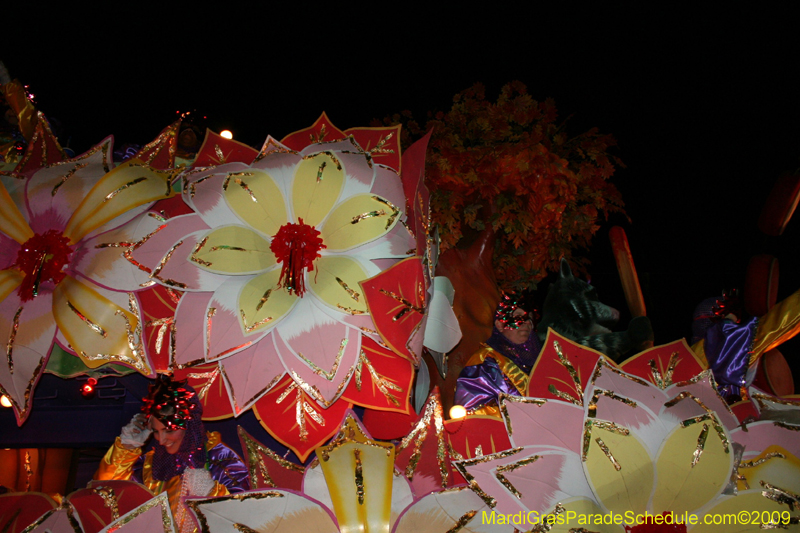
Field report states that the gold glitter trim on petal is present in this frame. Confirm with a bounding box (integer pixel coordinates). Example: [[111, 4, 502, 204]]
[[528, 503, 567, 533], [337, 305, 366, 315], [774, 422, 800, 432], [548, 384, 581, 406], [6, 306, 22, 375], [761, 481, 800, 512], [582, 419, 630, 461], [104, 491, 174, 533], [353, 448, 365, 505], [318, 413, 394, 462], [751, 392, 800, 409], [205, 307, 215, 359], [238, 426, 304, 488], [648, 351, 680, 389], [214, 145, 226, 164], [373, 196, 401, 230], [691, 423, 709, 468], [396, 392, 447, 485], [445, 509, 478, 533], [664, 390, 730, 453], [187, 491, 284, 533], [66, 300, 107, 337], [150, 240, 184, 281], [494, 454, 541, 498], [335, 277, 361, 302], [453, 448, 523, 507], [499, 395, 546, 436], [297, 338, 346, 381], [553, 340, 584, 403], [187, 366, 220, 401], [587, 389, 637, 419], [91, 485, 120, 520], [739, 452, 786, 468], [594, 438, 622, 471], [233, 524, 257, 533], [103, 177, 148, 203], [354, 349, 403, 406], [590, 358, 650, 387], [379, 288, 424, 321], [51, 161, 89, 196], [240, 308, 272, 334]]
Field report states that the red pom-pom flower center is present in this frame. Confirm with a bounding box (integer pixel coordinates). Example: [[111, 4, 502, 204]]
[[270, 218, 325, 297], [14, 230, 74, 301]]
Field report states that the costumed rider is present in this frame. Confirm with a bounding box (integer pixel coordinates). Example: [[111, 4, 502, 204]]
[[454, 293, 542, 417], [95, 375, 249, 531]]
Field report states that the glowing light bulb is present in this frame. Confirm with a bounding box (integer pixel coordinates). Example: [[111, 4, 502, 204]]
[[220, 130, 233, 139], [449, 404, 467, 419], [0, 395, 11, 408]]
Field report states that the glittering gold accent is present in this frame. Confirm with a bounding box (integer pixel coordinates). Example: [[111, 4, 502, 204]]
[[187, 366, 221, 401], [335, 277, 360, 302], [318, 414, 394, 462], [6, 306, 22, 375], [594, 438, 621, 471], [276, 381, 297, 403], [147, 317, 174, 355], [238, 426, 303, 488], [214, 145, 226, 164], [498, 395, 546, 436], [692, 423, 709, 468], [454, 448, 524, 507], [205, 307, 216, 358], [649, 351, 680, 389], [185, 172, 215, 198], [351, 209, 387, 224], [582, 419, 630, 461], [673, 370, 736, 418], [150, 240, 184, 282], [553, 340, 584, 402], [240, 308, 272, 333], [288, 368, 353, 409], [495, 453, 541, 498], [379, 288, 424, 321], [445, 509, 478, 533], [187, 492, 284, 533], [373, 196, 401, 230], [397, 393, 449, 484], [664, 390, 730, 454], [336, 304, 366, 315], [102, 177, 147, 203], [354, 349, 403, 406], [302, 150, 342, 171], [353, 448, 365, 505], [233, 524, 257, 533], [774, 422, 800, 431], [296, 338, 346, 381], [740, 452, 786, 468], [223, 172, 257, 202], [51, 161, 89, 196], [751, 392, 800, 410], [91, 485, 120, 521], [0, 355, 44, 419], [138, 122, 178, 167], [528, 503, 568, 533], [474, 445, 484, 456], [276, 383, 326, 442], [65, 300, 108, 337], [761, 481, 800, 512], [548, 384, 581, 406], [189, 237, 212, 267], [587, 389, 637, 418], [24, 450, 32, 491], [590, 358, 650, 387]]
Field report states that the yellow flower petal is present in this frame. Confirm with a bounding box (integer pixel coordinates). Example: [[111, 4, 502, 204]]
[[0, 182, 33, 244], [52, 276, 149, 373], [0, 269, 24, 302], [191, 226, 276, 275], [310, 256, 369, 315], [63, 159, 173, 244], [223, 169, 288, 237], [652, 421, 732, 515], [737, 444, 800, 495], [585, 425, 653, 516], [320, 194, 399, 252], [238, 269, 297, 334], [292, 152, 344, 227]]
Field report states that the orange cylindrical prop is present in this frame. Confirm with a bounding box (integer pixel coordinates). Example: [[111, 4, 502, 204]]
[[609, 226, 646, 318]]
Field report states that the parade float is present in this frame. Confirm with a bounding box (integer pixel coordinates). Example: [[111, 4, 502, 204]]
[[1, 75, 798, 532]]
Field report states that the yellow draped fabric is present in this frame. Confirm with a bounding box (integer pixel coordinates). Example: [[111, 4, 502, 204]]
[[94, 432, 230, 531]]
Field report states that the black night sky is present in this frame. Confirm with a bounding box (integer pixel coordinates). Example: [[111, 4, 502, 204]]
[[5, 3, 800, 372]]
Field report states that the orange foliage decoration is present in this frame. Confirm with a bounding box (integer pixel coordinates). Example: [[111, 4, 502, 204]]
[[382, 82, 625, 290]]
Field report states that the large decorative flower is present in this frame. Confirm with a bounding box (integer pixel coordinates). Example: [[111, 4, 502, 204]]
[[452, 331, 800, 532], [88, 117, 424, 457], [0, 138, 173, 424]]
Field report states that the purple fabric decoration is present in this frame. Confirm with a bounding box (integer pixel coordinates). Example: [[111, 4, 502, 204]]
[[454, 325, 542, 410], [704, 316, 758, 401]]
